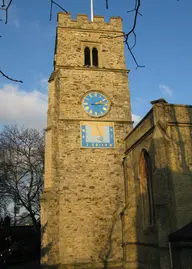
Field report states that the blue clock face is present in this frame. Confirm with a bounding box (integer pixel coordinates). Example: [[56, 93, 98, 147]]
[[82, 91, 110, 117]]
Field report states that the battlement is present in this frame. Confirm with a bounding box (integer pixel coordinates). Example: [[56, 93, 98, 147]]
[[57, 12, 123, 32]]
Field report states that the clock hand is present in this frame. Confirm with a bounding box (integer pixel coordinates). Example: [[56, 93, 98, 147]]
[[91, 101, 104, 105]]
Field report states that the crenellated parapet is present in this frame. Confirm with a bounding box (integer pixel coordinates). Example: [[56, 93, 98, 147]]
[[57, 12, 123, 32]]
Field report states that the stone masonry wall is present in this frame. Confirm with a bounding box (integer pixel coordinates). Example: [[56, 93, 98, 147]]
[[58, 120, 131, 265], [56, 13, 126, 70], [165, 105, 192, 269], [58, 69, 131, 121], [122, 100, 192, 269], [41, 12, 133, 269], [166, 105, 192, 229], [41, 74, 61, 267], [122, 129, 160, 269]]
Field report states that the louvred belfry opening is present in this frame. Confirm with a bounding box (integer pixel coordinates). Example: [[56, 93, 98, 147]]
[[92, 47, 98, 67], [84, 47, 91, 66]]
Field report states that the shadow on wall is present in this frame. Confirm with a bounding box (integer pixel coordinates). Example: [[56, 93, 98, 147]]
[[41, 223, 59, 269], [98, 205, 122, 269], [121, 101, 192, 269], [168, 105, 192, 269], [41, 204, 125, 269]]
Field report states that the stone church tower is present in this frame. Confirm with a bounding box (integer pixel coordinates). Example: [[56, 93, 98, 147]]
[[41, 13, 132, 268]]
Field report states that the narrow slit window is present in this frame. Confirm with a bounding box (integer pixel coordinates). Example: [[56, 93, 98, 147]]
[[84, 47, 91, 66], [92, 48, 98, 67], [139, 149, 155, 227]]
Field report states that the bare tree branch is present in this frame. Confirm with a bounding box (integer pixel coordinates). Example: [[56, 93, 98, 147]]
[[49, 0, 68, 21], [1, 0, 6, 8], [0, 0, 68, 82], [125, 0, 142, 39], [124, 0, 145, 68], [0, 1, 23, 82], [1, 0, 181, 78], [125, 40, 144, 68], [0, 2, 24, 81], [104, 0, 144, 68], [49, 0, 53, 21], [0, 0, 13, 24], [129, 31, 137, 50], [0, 70, 23, 83]]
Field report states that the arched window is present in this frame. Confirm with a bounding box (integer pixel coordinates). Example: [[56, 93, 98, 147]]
[[84, 47, 90, 66], [92, 48, 98, 67], [139, 149, 155, 227]]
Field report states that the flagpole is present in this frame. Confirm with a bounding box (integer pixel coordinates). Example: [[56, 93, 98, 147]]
[[91, 0, 94, 21]]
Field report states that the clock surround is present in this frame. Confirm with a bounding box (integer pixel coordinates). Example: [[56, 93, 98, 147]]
[[82, 91, 110, 117]]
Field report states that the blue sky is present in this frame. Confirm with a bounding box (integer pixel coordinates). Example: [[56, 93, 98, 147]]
[[0, 0, 192, 129]]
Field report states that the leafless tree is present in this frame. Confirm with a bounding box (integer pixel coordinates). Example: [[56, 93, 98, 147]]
[[0, 125, 45, 231], [0, 189, 11, 220], [0, 151, 12, 220]]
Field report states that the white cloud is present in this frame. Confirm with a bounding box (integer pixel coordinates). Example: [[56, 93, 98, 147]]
[[0, 84, 142, 130], [135, 97, 145, 103], [132, 114, 142, 126], [40, 77, 48, 88], [28, 21, 40, 30], [11, 19, 20, 28], [159, 84, 173, 97], [0, 84, 48, 129]]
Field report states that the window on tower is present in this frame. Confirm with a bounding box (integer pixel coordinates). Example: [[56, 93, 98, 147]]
[[84, 47, 91, 66], [92, 48, 98, 67]]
